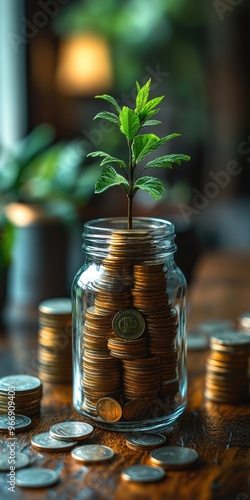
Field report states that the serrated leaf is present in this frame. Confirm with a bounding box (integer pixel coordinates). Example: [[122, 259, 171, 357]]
[[142, 119, 162, 127], [138, 96, 164, 122], [87, 151, 126, 169], [95, 94, 121, 113], [133, 176, 165, 200], [133, 134, 160, 163], [135, 79, 151, 113], [93, 111, 120, 125], [158, 133, 181, 146], [119, 107, 140, 140], [146, 154, 191, 170], [95, 165, 129, 194]]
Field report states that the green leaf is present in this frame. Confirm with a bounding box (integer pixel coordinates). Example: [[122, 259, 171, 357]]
[[120, 107, 140, 140], [142, 119, 162, 127], [133, 134, 160, 162], [135, 79, 151, 113], [87, 151, 126, 169], [146, 154, 191, 170], [138, 96, 164, 122], [133, 176, 165, 200], [95, 165, 129, 194], [95, 94, 121, 113], [93, 111, 120, 125], [158, 133, 181, 146]]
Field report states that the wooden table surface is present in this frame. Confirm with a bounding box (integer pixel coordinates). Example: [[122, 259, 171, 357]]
[[0, 251, 250, 500]]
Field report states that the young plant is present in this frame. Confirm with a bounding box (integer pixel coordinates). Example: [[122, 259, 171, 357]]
[[87, 79, 190, 229]]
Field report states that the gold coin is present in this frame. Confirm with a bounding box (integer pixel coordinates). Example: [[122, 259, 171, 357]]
[[112, 309, 145, 340], [96, 397, 122, 422]]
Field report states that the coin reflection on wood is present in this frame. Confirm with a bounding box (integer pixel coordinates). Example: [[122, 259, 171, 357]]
[[81, 230, 180, 422], [37, 298, 72, 383]]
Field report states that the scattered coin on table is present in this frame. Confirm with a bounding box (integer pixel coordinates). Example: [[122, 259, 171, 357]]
[[50, 421, 94, 441], [0, 414, 32, 432], [149, 446, 199, 469], [16, 468, 59, 488], [31, 432, 77, 451], [121, 464, 166, 482], [126, 433, 166, 450], [0, 452, 30, 471], [71, 444, 115, 463]]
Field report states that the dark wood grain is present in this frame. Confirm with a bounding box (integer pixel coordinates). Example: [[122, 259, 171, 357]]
[[1, 251, 250, 500]]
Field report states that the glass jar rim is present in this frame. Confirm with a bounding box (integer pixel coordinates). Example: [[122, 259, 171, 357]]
[[84, 217, 175, 235]]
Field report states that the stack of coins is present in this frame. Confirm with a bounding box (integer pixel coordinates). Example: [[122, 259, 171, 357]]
[[204, 332, 250, 403], [0, 375, 42, 416], [122, 356, 162, 402], [133, 261, 179, 401], [80, 230, 179, 419], [37, 298, 72, 383], [82, 352, 122, 415]]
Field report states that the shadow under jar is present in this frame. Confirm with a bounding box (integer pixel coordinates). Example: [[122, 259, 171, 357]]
[[72, 217, 187, 432]]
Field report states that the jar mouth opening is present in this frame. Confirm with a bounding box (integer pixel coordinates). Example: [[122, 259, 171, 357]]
[[84, 217, 175, 235]]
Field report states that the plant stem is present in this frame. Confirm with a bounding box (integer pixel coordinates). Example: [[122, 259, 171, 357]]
[[128, 195, 133, 230], [127, 139, 134, 230]]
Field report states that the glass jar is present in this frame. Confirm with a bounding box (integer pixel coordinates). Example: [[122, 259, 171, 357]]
[[72, 217, 187, 432]]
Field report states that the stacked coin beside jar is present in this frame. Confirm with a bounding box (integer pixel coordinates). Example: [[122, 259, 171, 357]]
[[37, 298, 72, 383], [204, 332, 250, 403], [0, 375, 43, 416]]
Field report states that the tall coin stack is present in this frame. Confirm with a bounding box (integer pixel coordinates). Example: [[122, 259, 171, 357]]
[[204, 332, 250, 403], [81, 230, 179, 420], [38, 298, 72, 384]]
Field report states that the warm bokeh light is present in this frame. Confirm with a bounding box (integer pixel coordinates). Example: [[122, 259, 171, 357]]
[[55, 34, 113, 96]]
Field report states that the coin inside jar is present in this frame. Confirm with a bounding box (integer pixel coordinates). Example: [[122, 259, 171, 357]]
[[96, 397, 123, 422], [112, 309, 145, 340]]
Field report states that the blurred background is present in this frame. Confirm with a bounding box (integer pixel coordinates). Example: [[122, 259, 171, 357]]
[[0, 0, 250, 321]]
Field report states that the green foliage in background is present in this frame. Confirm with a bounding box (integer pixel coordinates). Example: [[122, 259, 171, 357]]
[[0, 123, 99, 210]]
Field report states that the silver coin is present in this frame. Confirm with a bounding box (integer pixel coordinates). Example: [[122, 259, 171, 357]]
[[187, 333, 209, 351], [0, 375, 42, 393], [121, 464, 166, 482], [210, 331, 250, 346], [16, 467, 59, 488], [71, 444, 115, 463], [0, 414, 32, 432], [50, 421, 94, 441], [149, 446, 199, 469], [196, 319, 235, 336], [39, 298, 72, 315], [126, 433, 166, 450], [31, 432, 77, 451], [0, 452, 29, 471]]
